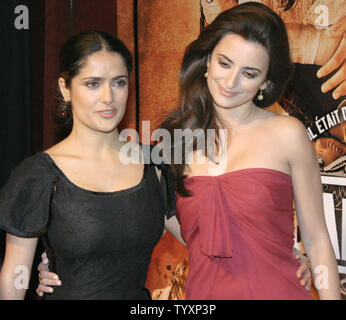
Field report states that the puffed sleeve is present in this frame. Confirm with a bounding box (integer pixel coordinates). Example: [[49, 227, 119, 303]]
[[145, 144, 177, 219], [158, 163, 176, 219], [0, 154, 57, 238]]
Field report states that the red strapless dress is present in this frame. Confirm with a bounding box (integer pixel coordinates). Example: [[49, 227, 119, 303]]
[[176, 168, 313, 300]]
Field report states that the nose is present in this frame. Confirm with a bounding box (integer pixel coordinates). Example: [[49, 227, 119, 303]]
[[101, 83, 113, 105], [224, 69, 239, 89]]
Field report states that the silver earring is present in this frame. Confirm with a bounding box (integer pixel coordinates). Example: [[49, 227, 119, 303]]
[[204, 71, 208, 78], [257, 90, 264, 101]]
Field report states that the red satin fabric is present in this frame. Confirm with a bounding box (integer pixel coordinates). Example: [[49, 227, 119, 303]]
[[176, 168, 313, 300]]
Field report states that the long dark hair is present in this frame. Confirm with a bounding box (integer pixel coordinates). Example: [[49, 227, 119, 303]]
[[57, 30, 132, 126], [162, 2, 294, 196]]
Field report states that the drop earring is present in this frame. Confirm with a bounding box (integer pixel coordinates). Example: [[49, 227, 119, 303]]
[[59, 100, 70, 118], [61, 105, 67, 118], [204, 71, 208, 78], [257, 90, 264, 101]]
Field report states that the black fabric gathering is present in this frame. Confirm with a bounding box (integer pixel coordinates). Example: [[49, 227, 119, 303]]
[[0, 151, 176, 300]]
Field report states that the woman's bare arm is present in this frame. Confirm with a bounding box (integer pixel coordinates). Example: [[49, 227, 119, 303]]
[[283, 117, 341, 299], [0, 234, 38, 300], [164, 216, 186, 246]]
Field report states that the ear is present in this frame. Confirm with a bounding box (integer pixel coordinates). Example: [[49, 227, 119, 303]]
[[206, 54, 211, 69], [260, 80, 271, 91], [58, 77, 71, 102]]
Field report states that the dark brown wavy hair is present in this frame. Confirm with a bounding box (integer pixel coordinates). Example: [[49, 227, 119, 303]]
[[161, 2, 294, 196]]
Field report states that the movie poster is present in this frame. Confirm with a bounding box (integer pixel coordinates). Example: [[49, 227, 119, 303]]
[[117, 0, 345, 299]]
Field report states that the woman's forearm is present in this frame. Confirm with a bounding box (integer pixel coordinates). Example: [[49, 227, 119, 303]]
[[306, 237, 341, 300], [0, 233, 38, 300], [0, 270, 27, 300], [164, 216, 186, 246]]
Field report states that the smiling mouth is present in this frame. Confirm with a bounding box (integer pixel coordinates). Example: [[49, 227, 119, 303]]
[[97, 110, 116, 118], [218, 84, 238, 97]]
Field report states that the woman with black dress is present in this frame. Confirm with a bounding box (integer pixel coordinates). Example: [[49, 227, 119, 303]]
[[0, 30, 181, 300]]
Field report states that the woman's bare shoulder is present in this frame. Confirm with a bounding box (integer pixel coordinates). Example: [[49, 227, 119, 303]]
[[272, 114, 307, 137], [261, 111, 307, 135], [270, 115, 315, 166]]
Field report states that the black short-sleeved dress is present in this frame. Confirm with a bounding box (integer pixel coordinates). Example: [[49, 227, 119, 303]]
[[0, 150, 176, 300]]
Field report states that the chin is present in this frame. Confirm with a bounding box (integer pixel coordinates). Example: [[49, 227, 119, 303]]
[[104, 121, 120, 131], [98, 127, 118, 134], [214, 95, 252, 110], [213, 99, 238, 109], [95, 118, 122, 133], [92, 122, 119, 134]]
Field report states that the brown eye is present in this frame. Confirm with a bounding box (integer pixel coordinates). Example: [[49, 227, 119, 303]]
[[86, 81, 99, 88], [244, 72, 256, 79], [219, 61, 230, 69], [113, 79, 127, 87]]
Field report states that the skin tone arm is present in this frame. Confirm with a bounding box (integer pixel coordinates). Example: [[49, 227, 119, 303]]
[[164, 216, 186, 246], [293, 247, 312, 290], [285, 16, 345, 100], [282, 117, 341, 299], [317, 17, 346, 100], [0, 234, 38, 299]]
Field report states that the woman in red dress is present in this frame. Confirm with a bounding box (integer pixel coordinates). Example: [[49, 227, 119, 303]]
[[161, 2, 340, 299]]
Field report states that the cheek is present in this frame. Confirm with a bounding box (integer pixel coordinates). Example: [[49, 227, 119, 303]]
[[249, 81, 265, 94], [240, 76, 265, 93], [242, 82, 259, 93], [71, 87, 96, 107], [207, 66, 223, 90], [115, 88, 129, 108], [209, 63, 223, 79]]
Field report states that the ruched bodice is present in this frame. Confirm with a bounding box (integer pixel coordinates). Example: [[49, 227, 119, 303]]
[[176, 168, 313, 300]]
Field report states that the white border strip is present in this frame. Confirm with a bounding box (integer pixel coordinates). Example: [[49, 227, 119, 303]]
[[321, 176, 346, 186], [338, 266, 346, 274]]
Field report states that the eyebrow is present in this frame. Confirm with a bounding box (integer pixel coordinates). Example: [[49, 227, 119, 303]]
[[217, 54, 262, 73], [81, 75, 128, 81]]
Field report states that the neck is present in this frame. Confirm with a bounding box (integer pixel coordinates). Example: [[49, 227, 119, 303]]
[[214, 101, 257, 131], [65, 124, 124, 159]]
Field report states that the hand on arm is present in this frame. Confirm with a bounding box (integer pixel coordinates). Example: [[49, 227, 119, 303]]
[[0, 234, 38, 300], [292, 247, 312, 291], [36, 252, 61, 297]]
